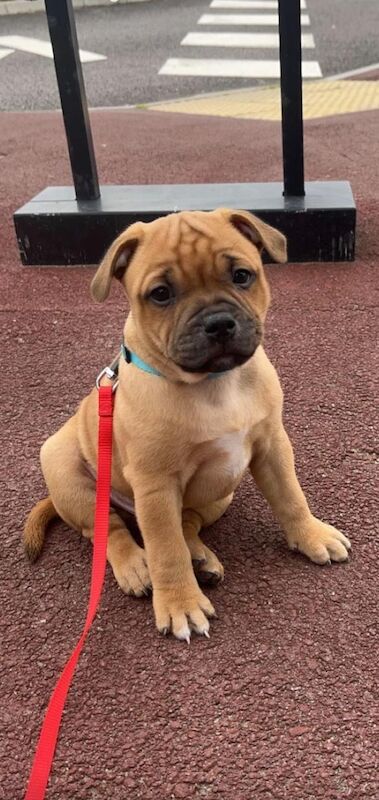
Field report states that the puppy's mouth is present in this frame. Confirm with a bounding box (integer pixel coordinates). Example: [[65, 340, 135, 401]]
[[171, 303, 262, 375], [177, 349, 252, 374]]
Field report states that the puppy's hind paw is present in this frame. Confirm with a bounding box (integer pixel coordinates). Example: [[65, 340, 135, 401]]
[[189, 543, 225, 586], [112, 545, 152, 597]]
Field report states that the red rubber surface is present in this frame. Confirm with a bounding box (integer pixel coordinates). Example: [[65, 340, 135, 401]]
[[1, 108, 378, 800]]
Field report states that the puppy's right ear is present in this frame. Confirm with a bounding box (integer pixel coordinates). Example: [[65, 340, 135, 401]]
[[90, 224, 143, 302]]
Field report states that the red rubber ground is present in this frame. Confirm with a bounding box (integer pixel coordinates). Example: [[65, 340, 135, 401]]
[[0, 107, 378, 800]]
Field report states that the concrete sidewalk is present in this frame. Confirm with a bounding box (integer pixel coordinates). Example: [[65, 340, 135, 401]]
[[1, 106, 378, 799]]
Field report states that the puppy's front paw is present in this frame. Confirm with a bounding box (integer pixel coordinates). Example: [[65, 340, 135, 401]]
[[112, 545, 152, 596], [287, 518, 351, 565], [153, 583, 215, 642]]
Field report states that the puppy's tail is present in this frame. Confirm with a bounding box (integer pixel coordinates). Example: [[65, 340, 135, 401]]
[[23, 496, 58, 562]]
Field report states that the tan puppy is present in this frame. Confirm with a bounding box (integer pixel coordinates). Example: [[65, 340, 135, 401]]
[[24, 209, 350, 641]]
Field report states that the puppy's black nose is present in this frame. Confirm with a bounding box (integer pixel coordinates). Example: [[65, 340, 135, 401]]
[[204, 312, 237, 340]]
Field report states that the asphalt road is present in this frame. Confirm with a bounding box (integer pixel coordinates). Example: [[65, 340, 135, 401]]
[[0, 0, 378, 111]]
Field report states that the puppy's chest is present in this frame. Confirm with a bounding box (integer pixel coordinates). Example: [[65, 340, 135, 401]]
[[211, 429, 251, 477], [183, 428, 251, 499]]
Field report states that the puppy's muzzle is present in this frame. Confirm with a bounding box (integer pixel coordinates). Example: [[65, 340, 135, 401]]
[[171, 303, 262, 374], [203, 311, 237, 342]]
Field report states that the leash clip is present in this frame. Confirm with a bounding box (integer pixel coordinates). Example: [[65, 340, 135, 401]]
[[96, 359, 119, 392]]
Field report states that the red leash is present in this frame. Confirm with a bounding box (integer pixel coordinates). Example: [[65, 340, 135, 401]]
[[24, 385, 114, 800]]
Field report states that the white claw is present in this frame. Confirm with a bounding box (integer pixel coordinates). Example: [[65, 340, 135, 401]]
[[203, 630, 210, 639], [185, 635, 191, 645]]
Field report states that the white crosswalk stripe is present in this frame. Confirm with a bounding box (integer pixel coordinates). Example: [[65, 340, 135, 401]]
[[210, 1, 307, 7], [159, 0, 322, 81], [198, 14, 310, 26], [181, 32, 315, 49], [160, 58, 321, 78], [0, 35, 106, 63]]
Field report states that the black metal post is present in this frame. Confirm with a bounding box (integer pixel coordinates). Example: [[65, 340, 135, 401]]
[[14, 0, 356, 265], [44, 0, 100, 201], [278, 0, 305, 197]]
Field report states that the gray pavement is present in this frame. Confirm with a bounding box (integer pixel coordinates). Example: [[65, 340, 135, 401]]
[[0, 0, 378, 111]]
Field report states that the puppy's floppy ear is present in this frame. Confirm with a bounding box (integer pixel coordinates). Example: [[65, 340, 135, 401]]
[[90, 224, 143, 302], [229, 209, 287, 264]]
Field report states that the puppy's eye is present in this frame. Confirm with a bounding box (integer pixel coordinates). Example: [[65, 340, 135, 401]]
[[149, 285, 174, 306], [232, 268, 255, 288]]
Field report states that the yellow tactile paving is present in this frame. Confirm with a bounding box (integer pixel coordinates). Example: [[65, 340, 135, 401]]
[[148, 80, 379, 121]]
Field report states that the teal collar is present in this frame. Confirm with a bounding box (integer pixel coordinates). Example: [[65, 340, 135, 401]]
[[121, 343, 225, 380], [121, 343, 162, 376]]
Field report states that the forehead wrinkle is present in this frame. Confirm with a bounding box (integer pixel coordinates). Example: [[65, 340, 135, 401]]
[[176, 221, 198, 279], [194, 232, 213, 260], [177, 238, 217, 291], [180, 212, 218, 240], [165, 213, 181, 250], [177, 227, 202, 276], [144, 213, 180, 256], [177, 252, 196, 286], [195, 235, 215, 289]]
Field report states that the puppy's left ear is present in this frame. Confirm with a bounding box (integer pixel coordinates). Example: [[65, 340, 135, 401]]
[[90, 223, 143, 302], [229, 210, 287, 264]]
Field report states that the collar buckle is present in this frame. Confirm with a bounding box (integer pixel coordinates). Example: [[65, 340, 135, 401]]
[[96, 357, 120, 392]]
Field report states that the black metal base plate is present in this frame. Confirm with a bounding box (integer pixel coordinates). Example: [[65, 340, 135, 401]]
[[14, 181, 356, 265]]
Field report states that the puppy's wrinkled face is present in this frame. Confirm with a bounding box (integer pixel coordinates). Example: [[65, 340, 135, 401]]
[[91, 209, 287, 378], [131, 215, 269, 374]]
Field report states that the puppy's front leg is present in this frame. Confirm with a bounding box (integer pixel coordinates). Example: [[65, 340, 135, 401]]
[[250, 424, 351, 564], [133, 477, 215, 640]]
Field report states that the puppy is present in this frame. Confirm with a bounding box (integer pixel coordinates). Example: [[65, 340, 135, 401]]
[[24, 209, 350, 641]]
